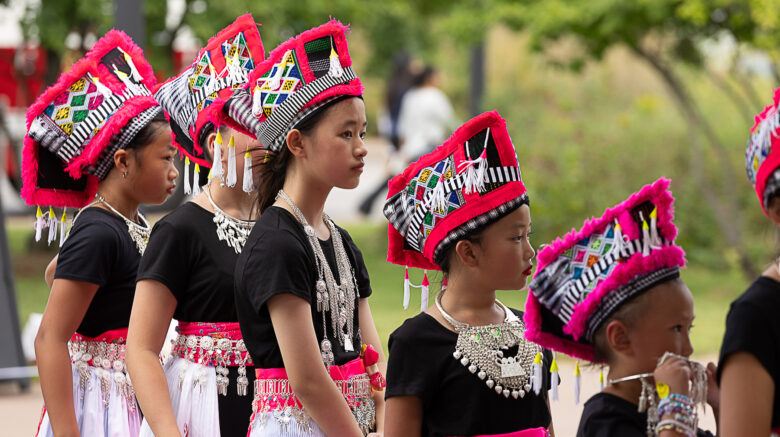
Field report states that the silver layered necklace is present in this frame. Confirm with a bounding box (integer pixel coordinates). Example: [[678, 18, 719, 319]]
[[91, 194, 150, 254], [436, 292, 539, 399], [277, 190, 359, 366], [205, 183, 254, 254]]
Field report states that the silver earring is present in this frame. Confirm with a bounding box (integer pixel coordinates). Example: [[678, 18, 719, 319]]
[[122, 171, 127, 179]]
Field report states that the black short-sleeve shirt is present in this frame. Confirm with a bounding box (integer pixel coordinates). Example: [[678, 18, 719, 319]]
[[54, 207, 140, 337], [137, 202, 245, 322], [234, 206, 372, 368], [577, 392, 714, 437], [718, 276, 780, 428], [385, 310, 552, 436]]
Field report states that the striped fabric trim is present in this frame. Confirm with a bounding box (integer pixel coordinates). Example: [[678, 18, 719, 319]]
[[224, 87, 263, 139], [154, 68, 195, 140], [432, 193, 529, 264], [584, 266, 680, 341], [91, 106, 162, 179], [258, 67, 357, 151], [59, 87, 151, 162]]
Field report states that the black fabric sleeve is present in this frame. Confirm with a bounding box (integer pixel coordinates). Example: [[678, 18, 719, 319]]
[[385, 325, 434, 401], [241, 229, 313, 315], [55, 220, 119, 286], [718, 300, 777, 383], [136, 220, 191, 301], [341, 229, 372, 298]]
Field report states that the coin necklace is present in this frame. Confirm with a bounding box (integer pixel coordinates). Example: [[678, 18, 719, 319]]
[[436, 292, 539, 398], [205, 182, 254, 253], [276, 190, 359, 366]]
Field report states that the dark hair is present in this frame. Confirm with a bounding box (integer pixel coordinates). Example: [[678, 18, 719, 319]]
[[412, 66, 436, 88], [196, 122, 231, 162], [254, 96, 356, 213]]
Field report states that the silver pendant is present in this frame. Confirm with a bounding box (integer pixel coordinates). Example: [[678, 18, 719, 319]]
[[344, 336, 354, 352], [500, 357, 525, 378]]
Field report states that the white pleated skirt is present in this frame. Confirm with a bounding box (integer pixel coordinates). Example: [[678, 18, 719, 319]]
[[139, 356, 221, 437], [247, 411, 326, 437], [36, 363, 141, 437]]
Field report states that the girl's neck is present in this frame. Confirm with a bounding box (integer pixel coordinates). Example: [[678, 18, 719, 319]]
[[603, 366, 645, 406], [278, 177, 331, 238], [96, 179, 139, 222], [207, 179, 255, 220], [436, 271, 503, 326]]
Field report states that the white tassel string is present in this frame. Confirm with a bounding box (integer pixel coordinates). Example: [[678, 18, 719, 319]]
[[328, 39, 344, 78], [574, 361, 582, 404], [550, 354, 560, 401], [183, 157, 191, 195], [458, 128, 491, 195], [640, 211, 651, 256], [34, 206, 45, 242], [211, 131, 224, 182], [226, 135, 237, 187], [599, 367, 605, 391], [119, 48, 144, 82], [532, 351, 543, 395], [59, 209, 68, 247], [403, 266, 411, 309], [89, 74, 112, 98], [267, 51, 289, 91], [242, 149, 253, 194], [424, 177, 448, 213], [192, 164, 202, 196], [649, 207, 662, 249], [46, 207, 57, 245], [252, 85, 264, 117], [420, 271, 430, 312]]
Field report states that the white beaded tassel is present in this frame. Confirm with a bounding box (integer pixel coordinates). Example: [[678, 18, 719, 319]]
[[34, 206, 45, 242], [328, 39, 344, 78], [403, 266, 411, 309], [59, 209, 68, 247], [531, 351, 543, 395], [211, 131, 224, 182], [46, 207, 57, 245], [550, 353, 560, 401], [192, 163, 202, 196], [420, 270, 430, 312], [183, 157, 191, 195], [242, 149, 253, 194], [226, 135, 237, 187], [574, 361, 582, 404]]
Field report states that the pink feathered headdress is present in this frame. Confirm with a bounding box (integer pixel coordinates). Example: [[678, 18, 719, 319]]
[[208, 19, 363, 151], [746, 88, 780, 215], [384, 111, 528, 271], [524, 178, 686, 362], [154, 14, 264, 168], [22, 29, 160, 210]]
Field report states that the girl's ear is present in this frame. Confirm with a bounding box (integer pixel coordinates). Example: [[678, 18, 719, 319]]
[[205, 131, 218, 160], [605, 320, 633, 356], [454, 240, 479, 268], [113, 148, 130, 174], [768, 197, 780, 227], [286, 129, 307, 159]]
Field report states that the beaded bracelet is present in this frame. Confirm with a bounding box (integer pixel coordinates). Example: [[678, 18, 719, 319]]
[[656, 418, 695, 436], [667, 393, 693, 404]]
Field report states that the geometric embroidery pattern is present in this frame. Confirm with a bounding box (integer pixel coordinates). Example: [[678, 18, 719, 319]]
[[405, 156, 461, 250], [255, 49, 303, 119], [43, 78, 101, 137], [560, 224, 619, 301]]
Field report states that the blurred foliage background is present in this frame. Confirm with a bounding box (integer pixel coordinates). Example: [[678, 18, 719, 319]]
[[8, 0, 780, 353]]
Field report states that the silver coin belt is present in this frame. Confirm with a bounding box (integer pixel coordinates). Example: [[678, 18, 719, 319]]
[[171, 334, 254, 396], [68, 339, 135, 410], [251, 374, 375, 435]]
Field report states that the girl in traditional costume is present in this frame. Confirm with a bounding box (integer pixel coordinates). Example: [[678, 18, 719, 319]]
[[524, 178, 718, 437], [211, 20, 386, 436], [124, 15, 265, 437], [25, 31, 177, 437], [383, 111, 555, 437], [718, 89, 780, 437]]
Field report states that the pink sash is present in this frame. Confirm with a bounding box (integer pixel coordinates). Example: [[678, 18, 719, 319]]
[[448, 428, 548, 437], [70, 327, 128, 343]]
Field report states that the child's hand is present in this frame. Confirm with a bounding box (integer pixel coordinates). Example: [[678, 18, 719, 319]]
[[654, 355, 691, 397], [705, 361, 720, 417]]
